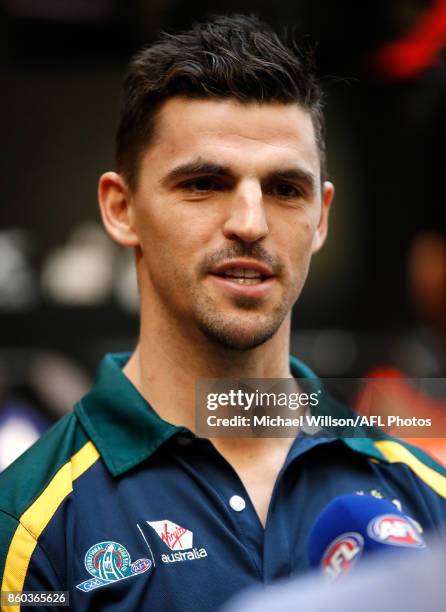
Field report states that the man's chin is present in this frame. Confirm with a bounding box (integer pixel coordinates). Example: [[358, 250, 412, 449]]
[[196, 315, 282, 351], [191, 288, 292, 351]]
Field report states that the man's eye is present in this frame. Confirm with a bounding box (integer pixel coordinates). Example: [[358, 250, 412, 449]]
[[183, 177, 222, 191], [269, 183, 301, 198]]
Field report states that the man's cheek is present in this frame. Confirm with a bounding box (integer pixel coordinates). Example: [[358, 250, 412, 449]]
[[290, 245, 313, 285]]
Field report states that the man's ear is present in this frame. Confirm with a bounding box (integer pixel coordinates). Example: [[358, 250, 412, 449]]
[[98, 172, 140, 247], [311, 181, 335, 253]]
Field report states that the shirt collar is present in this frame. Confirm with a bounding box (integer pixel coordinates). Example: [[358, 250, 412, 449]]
[[75, 352, 386, 477]]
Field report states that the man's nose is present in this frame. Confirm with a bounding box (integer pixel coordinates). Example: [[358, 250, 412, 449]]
[[222, 180, 269, 243]]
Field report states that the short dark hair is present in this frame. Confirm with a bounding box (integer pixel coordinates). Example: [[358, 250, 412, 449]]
[[116, 14, 326, 191]]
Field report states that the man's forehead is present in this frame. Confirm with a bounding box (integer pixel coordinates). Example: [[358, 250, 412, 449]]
[[147, 96, 320, 173]]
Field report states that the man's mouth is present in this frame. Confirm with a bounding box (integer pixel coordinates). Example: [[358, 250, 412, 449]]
[[214, 268, 265, 285], [210, 260, 274, 286]]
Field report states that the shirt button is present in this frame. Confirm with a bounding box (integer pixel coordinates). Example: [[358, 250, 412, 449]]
[[229, 495, 246, 512]]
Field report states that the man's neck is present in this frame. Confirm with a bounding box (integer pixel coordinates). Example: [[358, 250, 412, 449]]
[[123, 308, 292, 433]]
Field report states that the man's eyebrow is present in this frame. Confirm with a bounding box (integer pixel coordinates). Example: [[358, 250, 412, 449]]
[[267, 167, 317, 192], [160, 159, 317, 192], [160, 160, 233, 185]]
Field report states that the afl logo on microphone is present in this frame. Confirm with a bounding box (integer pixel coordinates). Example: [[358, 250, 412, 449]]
[[321, 532, 364, 581], [368, 514, 425, 548]]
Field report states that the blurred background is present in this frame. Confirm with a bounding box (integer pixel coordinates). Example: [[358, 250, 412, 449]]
[[1, 0, 445, 470]]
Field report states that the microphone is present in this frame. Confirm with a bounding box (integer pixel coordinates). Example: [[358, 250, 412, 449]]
[[307, 494, 426, 581]]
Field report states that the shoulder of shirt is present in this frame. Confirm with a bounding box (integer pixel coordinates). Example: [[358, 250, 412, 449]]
[[0, 411, 99, 523], [0, 412, 100, 592], [347, 436, 446, 500]]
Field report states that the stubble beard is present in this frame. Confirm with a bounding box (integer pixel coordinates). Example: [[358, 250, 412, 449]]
[[187, 243, 295, 350], [192, 289, 292, 351]]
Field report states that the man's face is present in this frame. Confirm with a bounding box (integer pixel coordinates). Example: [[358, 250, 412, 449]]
[[128, 98, 333, 350]]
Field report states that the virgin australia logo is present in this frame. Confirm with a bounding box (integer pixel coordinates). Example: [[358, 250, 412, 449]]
[[147, 520, 208, 563], [76, 541, 152, 593]]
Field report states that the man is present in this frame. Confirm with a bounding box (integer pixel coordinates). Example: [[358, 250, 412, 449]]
[[1, 14, 446, 612]]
